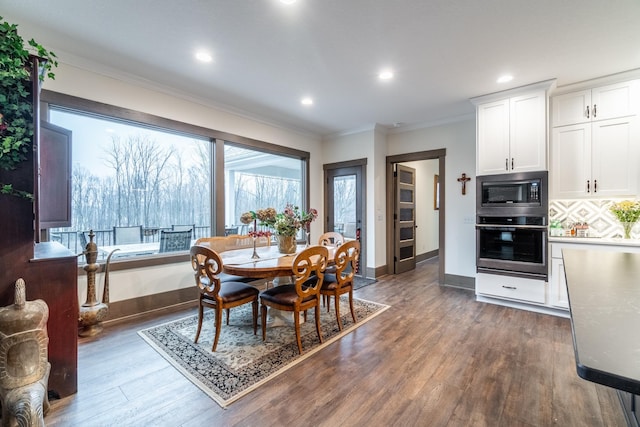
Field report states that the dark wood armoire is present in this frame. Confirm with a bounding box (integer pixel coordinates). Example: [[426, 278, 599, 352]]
[[0, 56, 78, 398]]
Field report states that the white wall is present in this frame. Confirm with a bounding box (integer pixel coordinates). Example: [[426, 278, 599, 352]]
[[48, 64, 477, 303], [387, 119, 477, 279], [321, 127, 387, 272], [322, 128, 378, 270]]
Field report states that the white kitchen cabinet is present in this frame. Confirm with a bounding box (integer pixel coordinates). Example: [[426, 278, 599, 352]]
[[475, 90, 547, 175], [552, 80, 639, 127], [549, 257, 568, 309], [551, 116, 638, 198], [476, 273, 546, 305]]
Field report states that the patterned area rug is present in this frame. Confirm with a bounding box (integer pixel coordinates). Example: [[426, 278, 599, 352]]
[[138, 297, 389, 407]]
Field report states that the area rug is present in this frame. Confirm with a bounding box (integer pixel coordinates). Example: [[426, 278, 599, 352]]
[[138, 296, 389, 407]]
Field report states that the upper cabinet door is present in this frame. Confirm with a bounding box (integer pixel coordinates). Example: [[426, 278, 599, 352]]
[[591, 116, 638, 198], [550, 117, 638, 199], [509, 91, 547, 173], [552, 80, 639, 127], [473, 79, 553, 176], [550, 123, 591, 199], [591, 80, 640, 122], [552, 89, 591, 126], [476, 99, 510, 175]]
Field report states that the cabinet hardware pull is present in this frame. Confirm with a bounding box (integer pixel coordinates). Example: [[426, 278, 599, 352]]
[[594, 179, 597, 193], [502, 285, 517, 290], [505, 158, 508, 171], [587, 180, 590, 193], [593, 104, 596, 118], [586, 105, 590, 118], [511, 158, 514, 170]]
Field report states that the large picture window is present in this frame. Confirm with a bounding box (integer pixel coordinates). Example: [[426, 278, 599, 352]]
[[48, 108, 211, 257]]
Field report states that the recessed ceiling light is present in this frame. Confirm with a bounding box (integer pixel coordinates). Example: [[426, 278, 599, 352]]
[[280, 0, 297, 4], [301, 97, 313, 106], [497, 74, 513, 83], [195, 51, 213, 63], [379, 70, 394, 80]]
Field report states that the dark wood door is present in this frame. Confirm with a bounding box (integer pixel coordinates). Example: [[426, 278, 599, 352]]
[[394, 164, 416, 273]]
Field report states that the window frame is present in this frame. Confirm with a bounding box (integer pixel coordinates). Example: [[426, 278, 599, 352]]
[[40, 90, 311, 271]]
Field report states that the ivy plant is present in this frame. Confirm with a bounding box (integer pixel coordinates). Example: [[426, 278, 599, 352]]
[[0, 16, 57, 198]]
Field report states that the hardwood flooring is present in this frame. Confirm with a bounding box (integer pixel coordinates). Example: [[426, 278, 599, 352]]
[[45, 258, 626, 426]]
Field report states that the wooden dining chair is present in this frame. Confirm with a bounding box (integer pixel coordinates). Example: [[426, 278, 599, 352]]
[[318, 231, 344, 275], [260, 245, 328, 354], [318, 231, 344, 247], [190, 245, 259, 352], [320, 240, 360, 331]]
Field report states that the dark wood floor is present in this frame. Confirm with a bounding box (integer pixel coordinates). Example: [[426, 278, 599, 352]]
[[45, 258, 626, 426]]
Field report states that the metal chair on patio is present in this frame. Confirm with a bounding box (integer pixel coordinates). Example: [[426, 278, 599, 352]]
[[172, 224, 196, 239], [113, 225, 143, 245], [159, 230, 192, 253]]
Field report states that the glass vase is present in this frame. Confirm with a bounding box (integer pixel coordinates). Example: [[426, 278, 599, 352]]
[[621, 222, 636, 239], [251, 236, 260, 259]]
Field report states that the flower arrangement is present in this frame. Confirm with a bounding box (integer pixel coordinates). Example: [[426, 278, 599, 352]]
[[239, 208, 276, 238], [241, 204, 317, 237], [610, 200, 640, 238]]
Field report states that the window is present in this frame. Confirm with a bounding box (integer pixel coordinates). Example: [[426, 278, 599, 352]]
[[224, 144, 305, 235], [41, 91, 311, 264], [48, 107, 211, 257]]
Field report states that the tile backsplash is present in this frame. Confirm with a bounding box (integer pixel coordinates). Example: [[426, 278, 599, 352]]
[[549, 199, 638, 238]]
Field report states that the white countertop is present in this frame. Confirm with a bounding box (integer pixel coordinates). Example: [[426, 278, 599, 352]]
[[549, 236, 640, 247]]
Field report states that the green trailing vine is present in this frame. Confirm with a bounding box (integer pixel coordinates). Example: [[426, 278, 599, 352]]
[[0, 16, 57, 198]]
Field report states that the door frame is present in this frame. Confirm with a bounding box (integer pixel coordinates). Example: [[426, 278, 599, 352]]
[[323, 158, 367, 277], [386, 149, 446, 284]]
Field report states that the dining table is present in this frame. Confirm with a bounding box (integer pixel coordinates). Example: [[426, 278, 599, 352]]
[[219, 244, 336, 325], [220, 244, 336, 279]]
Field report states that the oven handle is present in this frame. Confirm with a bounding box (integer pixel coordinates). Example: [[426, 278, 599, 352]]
[[475, 224, 548, 231]]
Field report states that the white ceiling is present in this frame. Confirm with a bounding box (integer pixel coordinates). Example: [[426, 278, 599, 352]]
[[2, 0, 640, 136]]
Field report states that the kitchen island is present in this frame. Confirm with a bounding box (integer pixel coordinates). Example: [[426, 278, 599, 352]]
[[563, 249, 640, 427]]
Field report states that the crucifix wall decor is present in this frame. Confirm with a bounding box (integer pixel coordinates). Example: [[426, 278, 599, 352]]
[[457, 173, 471, 195]]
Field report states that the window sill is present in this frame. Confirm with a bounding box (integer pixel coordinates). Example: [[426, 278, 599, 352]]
[[76, 252, 189, 275]]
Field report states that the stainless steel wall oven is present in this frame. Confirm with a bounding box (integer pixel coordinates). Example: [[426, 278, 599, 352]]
[[476, 171, 548, 279]]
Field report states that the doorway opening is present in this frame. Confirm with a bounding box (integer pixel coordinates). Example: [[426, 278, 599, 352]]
[[386, 149, 446, 284], [323, 159, 367, 277]]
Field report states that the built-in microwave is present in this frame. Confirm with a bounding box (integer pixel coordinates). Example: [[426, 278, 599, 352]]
[[477, 171, 548, 212]]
